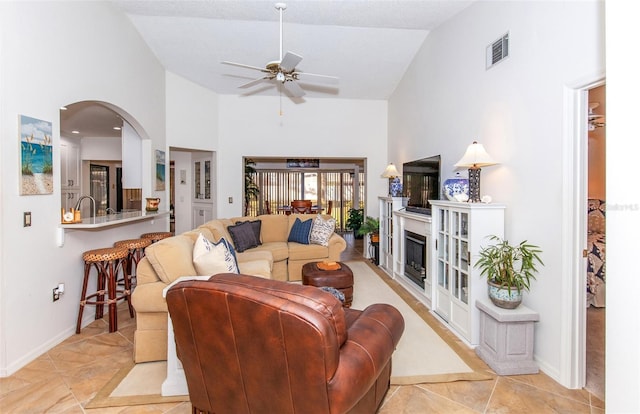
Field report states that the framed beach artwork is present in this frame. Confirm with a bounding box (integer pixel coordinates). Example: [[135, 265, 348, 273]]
[[20, 115, 53, 195], [155, 150, 166, 191]]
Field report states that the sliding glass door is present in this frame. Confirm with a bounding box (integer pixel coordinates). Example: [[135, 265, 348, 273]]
[[248, 169, 364, 231]]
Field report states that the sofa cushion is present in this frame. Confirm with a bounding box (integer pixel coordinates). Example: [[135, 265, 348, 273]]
[[237, 260, 272, 278], [199, 219, 234, 245], [253, 241, 289, 262], [193, 234, 239, 276], [144, 235, 197, 284], [256, 214, 290, 243], [227, 221, 259, 252], [288, 217, 312, 244], [288, 242, 329, 261], [309, 215, 336, 246], [183, 228, 215, 243]]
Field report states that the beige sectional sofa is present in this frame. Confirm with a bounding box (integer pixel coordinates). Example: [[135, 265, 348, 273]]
[[131, 213, 347, 363]]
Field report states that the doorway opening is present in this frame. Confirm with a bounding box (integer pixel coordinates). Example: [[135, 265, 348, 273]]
[[585, 84, 606, 400], [562, 76, 605, 394]]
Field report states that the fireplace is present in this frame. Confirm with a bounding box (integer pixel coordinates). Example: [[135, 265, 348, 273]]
[[404, 231, 427, 288]]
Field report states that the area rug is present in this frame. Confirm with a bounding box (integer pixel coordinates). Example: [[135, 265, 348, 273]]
[[347, 260, 492, 385], [85, 360, 188, 408], [88, 260, 492, 408]]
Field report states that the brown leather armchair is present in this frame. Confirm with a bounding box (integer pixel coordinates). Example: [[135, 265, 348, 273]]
[[166, 273, 404, 414]]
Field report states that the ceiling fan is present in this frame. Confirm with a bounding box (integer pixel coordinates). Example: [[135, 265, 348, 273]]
[[221, 2, 338, 99]]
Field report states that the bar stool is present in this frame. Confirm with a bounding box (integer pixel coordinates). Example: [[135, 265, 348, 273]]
[[141, 231, 173, 244], [114, 238, 152, 289], [76, 247, 134, 334]]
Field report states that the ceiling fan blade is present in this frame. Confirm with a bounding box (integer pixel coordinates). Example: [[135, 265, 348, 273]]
[[221, 61, 271, 73], [238, 76, 274, 89], [279, 52, 303, 72], [295, 72, 339, 85], [283, 80, 305, 98]]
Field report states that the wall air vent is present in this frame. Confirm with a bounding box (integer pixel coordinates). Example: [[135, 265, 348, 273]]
[[486, 32, 509, 69]]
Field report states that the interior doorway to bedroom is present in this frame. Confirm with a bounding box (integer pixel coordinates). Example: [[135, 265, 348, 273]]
[[585, 83, 606, 400]]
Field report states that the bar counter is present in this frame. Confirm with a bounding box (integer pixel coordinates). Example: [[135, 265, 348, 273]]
[[60, 210, 170, 230]]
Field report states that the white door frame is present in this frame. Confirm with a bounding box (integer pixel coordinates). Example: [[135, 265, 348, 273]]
[[560, 74, 605, 388]]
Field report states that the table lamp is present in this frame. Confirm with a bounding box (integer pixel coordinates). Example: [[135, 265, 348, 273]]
[[381, 163, 402, 196], [454, 141, 497, 202]]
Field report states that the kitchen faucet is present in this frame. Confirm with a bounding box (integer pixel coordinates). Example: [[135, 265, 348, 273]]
[[74, 195, 96, 218]]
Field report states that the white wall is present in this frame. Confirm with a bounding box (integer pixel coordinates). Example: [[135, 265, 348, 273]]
[[81, 137, 123, 161], [217, 95, 388, 219], [605, 2, 640, 411], [0, 1, 167, 375], [389, 1, 604, 385], [166, 72, 219, 151]]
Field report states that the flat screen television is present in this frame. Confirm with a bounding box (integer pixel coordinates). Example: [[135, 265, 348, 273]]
[[402, 155, 441, 215]]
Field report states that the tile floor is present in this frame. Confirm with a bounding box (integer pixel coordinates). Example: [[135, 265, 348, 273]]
[[0, 233, 605, 413]]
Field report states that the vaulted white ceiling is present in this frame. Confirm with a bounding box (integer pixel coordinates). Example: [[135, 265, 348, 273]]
[[63, 1, 474, 138], [112, 0, 474, 100]]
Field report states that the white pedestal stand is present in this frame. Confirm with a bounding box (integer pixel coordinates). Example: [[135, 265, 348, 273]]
[[161, 276, 210, 396], [475, 299, 540, 375]]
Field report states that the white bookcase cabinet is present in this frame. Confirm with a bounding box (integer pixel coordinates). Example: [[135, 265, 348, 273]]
[[430, 200, 505, 346]]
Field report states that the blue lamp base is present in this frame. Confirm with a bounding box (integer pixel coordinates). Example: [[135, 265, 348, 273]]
[[390, 177, 402, 197]]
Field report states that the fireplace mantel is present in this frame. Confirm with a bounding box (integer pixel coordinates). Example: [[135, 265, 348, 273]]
[[392, 210, 433, 307]]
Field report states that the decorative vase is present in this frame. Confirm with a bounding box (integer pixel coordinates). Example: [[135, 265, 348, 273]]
[[390, 177, 402, 197], [442, 175, 469, 202], [487, 280, 523, 309], [145, 197, 161, 212]]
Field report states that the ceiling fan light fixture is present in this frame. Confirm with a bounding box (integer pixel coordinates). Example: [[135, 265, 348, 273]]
[[220, 2, 338, 101]]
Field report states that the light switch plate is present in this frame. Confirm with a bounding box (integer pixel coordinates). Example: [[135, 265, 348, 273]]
[[23, 212, 31, 227]]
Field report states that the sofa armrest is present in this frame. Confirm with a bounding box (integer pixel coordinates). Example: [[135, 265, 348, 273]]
[[131, 280, 170, 313], [327, 304, 404, 412], [327, 233, 347, 260]]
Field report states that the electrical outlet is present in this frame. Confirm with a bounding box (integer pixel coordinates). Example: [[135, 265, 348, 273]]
[[53, 287, 60, 302], [228, 197, 233, 204]]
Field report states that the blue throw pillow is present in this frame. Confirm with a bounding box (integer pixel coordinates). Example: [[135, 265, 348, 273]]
[[288, 217, 312, 244]]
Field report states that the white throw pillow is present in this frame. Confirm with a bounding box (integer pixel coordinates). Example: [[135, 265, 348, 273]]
[[192, 234, 239, 276], [309, 215, 336, 246]]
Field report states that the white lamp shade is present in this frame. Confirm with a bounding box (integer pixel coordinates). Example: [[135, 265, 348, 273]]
[[381, 163, 401, 178], [454, 141, 497, 168]]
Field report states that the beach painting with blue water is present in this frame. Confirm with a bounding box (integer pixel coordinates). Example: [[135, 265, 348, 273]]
[[20, 115, 53, 195]]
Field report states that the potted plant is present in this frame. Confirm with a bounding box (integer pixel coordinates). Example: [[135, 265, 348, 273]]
[[475, 235, 544, 309], [346, 208, 364, 239], [244, 159, 260, 216], [357, 216, 380, 243], [358, 216, 381, 265]]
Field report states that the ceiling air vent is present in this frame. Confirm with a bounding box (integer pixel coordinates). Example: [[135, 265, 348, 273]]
[[486, 32, 509, 69]]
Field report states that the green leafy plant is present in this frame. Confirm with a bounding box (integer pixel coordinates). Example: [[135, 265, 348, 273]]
[[475, 235, 544, 293], [346, 208, 364, 238], [357, 216, 380, 236], [244, 159, 260, 215]]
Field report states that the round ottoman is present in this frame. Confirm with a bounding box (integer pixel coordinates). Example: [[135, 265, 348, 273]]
[[302, 262, 354, 308]]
